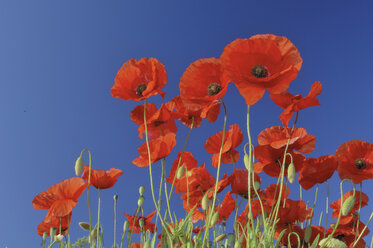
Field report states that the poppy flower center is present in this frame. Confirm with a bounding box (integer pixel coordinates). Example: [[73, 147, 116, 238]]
[[207, 83, 222, 96], [336, 234, 345, 242], [354, 158, 366, 169], [153, 121, 164, 127], [136, 84, 147, 96], [251, 64, 268, 78]]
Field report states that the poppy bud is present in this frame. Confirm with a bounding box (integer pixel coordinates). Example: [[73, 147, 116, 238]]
[[79, 222, 91, 231], [138, 196, 145, 207], [90, 228, 98, 243], [215, 234, 226, 243], [42, 232, 48, 240], [113, 194, 118, 201], [139, 186, 145, 196], [123, 220, 129, 232], [176, 164, 185, 179], [254, 181, 261, 191], [304, 226, 312, 243], [211, 211, 219, 226], [201, 193, 209, 211], [342, 195, 355, 216], [75, 156, 84, 176], [244, 154, 253, 171], [287, 162, 295, 183], [139, 218, 145, 229], [49, 227, 56, 238], [55, 234, 64, 242], [319, 237, 347, 248]]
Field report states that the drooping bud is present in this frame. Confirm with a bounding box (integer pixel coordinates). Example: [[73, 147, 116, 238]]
[[113, 194, 118, 201], [215, 234, 226, 243], [123, 220, 129, 232], [244, 153, 253, 171], [304, 226, 312, 243], [287, 162, 295, 183], [319, 237, 347, 248], [201, 193, 209, 211], [342, 195, 355, 216], [139, 218, 145, 229], [211, 211, 219, 226], [75, 156, 84, 176], [139, 186, 145, 196], [138, 196, 145, 207], [176, 164, 185, 179], [79, 222, 91, 231]]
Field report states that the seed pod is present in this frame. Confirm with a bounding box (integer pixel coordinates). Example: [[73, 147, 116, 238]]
[[287, 162, 295, 183], [319, 237, 347, 248], [138, 196, 145, 207], [139, 186, 145, 196], [75, 156, 84, 176], [176, 164, 185, 179], [215, 234, 226, 243], [304, 226, 312, 243], [211, 211, 219, 226], [201, 193, 209, 211], [342, 195, 355, 216], [244, 154, 253, 171], [123, 220, 129, 232], [79, 222, 91, 231]]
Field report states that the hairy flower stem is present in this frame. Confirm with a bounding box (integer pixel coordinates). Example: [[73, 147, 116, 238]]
[[202, 99, 227, 247], [354, 183, 363, 243], [113, 195, 118, 248], [324, 181, 329, 237], [246, 105, 255, 236], [143, 99, 172, 241], [97, 188, 102, 248]]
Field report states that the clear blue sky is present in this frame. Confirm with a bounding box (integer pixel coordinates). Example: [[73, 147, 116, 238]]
[[0, 0, 372, 246]]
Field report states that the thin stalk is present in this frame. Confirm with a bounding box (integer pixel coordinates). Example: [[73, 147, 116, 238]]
[[324, 181, 329, 237], [354, 183, 363, 243], [113, 195, 118, 248], [97, 188, 101, 248]]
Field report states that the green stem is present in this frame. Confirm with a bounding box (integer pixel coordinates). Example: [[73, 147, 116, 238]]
[[114, 195, 118, 248], [97, 188, 101, 248]]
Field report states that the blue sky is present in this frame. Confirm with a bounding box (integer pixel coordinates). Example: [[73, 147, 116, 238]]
[[0, 0, 372, 246]]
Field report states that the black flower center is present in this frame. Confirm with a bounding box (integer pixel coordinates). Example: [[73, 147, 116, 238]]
[[207, 83, 222, 96], [153, 121, 164, 127], [136, 84, 147, 96], [336, 234, 345, 242], [354, 158, 366, 169], [251, 64, 268, 78]]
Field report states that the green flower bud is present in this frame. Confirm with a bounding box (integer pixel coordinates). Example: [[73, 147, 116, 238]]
[[244, 153, 253, 171], [342, 195, 355, 216], [42, 232, 48, 240], [49, 227, 56, 238], [78, 222, 91, 231], [319, 237, 347, 248], [139, 218, 145, 229], [123, 220, 129, 232], [113, 194, 118, 201], [287, 162, 295, 183], [211, 211, 219, 226], [89, 228, 97, 243], [75, 156, 84, 176], [176, 164, 185, 179], [201, 193, 209, 211], [139, 186, 145, 196], [304, 226, 312, 243], [215, 234, 226, 243], [254, 181, 261, 191], [138, 196, 145, 207]]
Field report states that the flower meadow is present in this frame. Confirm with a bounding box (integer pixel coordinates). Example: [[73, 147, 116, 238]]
[[32, 34, 373, 248]]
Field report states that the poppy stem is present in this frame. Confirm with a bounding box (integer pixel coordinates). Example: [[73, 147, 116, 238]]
[[353, 182, 363, 244], [324, 181, 329, 237], [97, 187, 101, 248], [113, 195, 118, 248], [202, 99, 227, 247], [161, 158, 173, 223]]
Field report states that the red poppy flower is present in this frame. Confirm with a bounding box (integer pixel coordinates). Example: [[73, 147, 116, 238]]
[[303, 225, 325, 247], [32, 177, 87, 221], [204, 124, 243, 167], [276, 199, 312, 226], [81, 166, 123, 189], [132, 133, 176, 167], [270, 81, 322, 127], [257, 126, 316, 153], [230, 169, 261, 199], [166, 151, 198, 184], [174, 163, 215, 194], [111, 57, 167, 101], [179, 58, 229, 106], [332, 214, 370, 238], [259, 183, 290, 209], [130, 243, 143, 248], [254, 145, 305, 178], [298, 155, 337, 190], [327, 224, 368, 248], [335, 140, 373, 184], [167, 96, 221, 128], [123, 210, 156, 233], [330, 190, 369, 219], [130, 103, 177, 139], [220, 34, 302, 105], [237, 200, 261, 231], [37, 213, 72, 236]]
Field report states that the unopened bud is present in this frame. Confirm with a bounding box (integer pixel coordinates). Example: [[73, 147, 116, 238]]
[[42, 232, 48, 240], [254, 181, 261, 191], [244, 154, 253, 171], [89, 228, 97, 243], [287, 162, 295, 183], [49, 227, 56, 238], [201, 193, 209, 211], [176, 164, 185, 179], [215, 234, 226, 243], [113, 194, 118, 201], [304, 226, 312, 243], [342, 195, 355, 216], [123, 220, 129, 232], [138, 196, 145, 207], [139, 218, 145, 229], [139, 186, 145, 196], [75, 156, 84, 176], [55, 234, 64, 242], [319, 237, 347, 248], [211, 211, 219, 226], [79, 222, 91, 231]]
